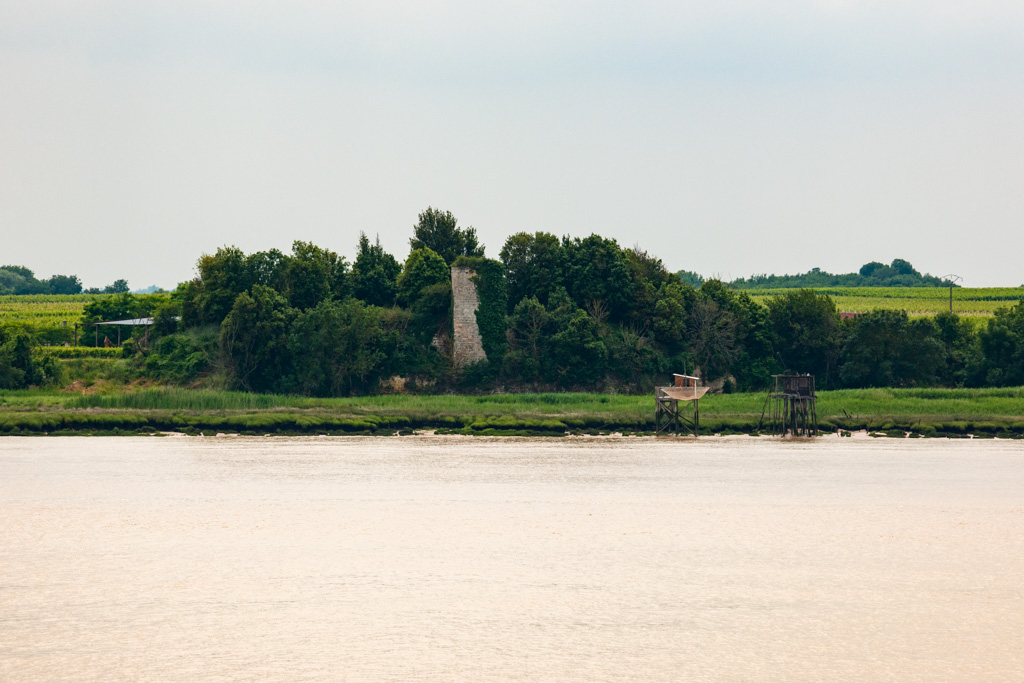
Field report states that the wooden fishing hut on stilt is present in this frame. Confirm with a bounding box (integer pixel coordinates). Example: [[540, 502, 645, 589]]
[[760, 374, 818, 436], [655, 374, 709, 436]]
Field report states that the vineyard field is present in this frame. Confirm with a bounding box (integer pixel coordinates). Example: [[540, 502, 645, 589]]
[[0, 294, 99, 327], [746, 287, 1024, 317]]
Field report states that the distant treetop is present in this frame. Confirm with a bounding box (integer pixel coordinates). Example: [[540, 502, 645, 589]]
[[725, 259, 955, 289], [409, 207, 484, 265], [0, 265, 83, 295]]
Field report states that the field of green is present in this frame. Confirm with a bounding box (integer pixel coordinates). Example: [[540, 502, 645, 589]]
[[747, 286, 1024, 317], [0, 294, 98, 327], [1, 388, 1022, 437]]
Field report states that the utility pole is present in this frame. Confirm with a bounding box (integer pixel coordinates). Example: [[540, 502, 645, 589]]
[[941, 274, 962, 313]]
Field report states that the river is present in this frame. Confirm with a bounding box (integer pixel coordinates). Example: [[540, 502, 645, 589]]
[[1, 436, 1022, 681]]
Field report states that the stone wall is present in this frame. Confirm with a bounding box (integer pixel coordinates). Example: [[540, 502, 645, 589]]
[[451, 266, 487, 368]]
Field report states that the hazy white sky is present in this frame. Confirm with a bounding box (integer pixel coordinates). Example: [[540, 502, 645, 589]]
[[2, 1, 1022, 288]]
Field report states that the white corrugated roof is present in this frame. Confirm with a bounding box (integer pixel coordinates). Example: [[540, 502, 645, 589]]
[[92, 317, 154, 326]]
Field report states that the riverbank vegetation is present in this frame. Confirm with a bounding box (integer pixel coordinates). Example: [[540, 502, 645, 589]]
[[0, 387, 1021, 437], [2, 207, 1023, 397]]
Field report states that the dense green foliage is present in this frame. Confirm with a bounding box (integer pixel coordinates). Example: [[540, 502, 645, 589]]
[[730, 258, 953, 289], [0, 327, 62, 389], [352, 232, 401, 307], [0, 265, 83, 295], [0, 264, 134, 295], [766, 290, 841, 383], [409, 207, 484, 265], [4, 206, 1024, 397], [977, 301, 1024, 386]]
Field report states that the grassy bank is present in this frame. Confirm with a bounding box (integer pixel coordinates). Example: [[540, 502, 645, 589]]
[[1, 387, 1023, 437]]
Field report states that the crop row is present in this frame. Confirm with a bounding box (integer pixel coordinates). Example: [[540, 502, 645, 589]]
[[0, 295, 95, 326], [747, 287, 1024, 316], [746, 286, 1024, 300], [36, 347, 124, 359]]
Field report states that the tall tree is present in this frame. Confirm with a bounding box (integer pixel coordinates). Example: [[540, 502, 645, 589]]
[[503, 296, 552, 384], [46, 274, 83, 295], [397, 247, 449, 307], [977, 300, 1024, 386], [562, 235, 631, 323], [287, 299, 389, 396], [187, 246, 253, 326], [352, 232, 401, 307], [766, 289, 842, 384], [219, 285, 294, 392], [686, 297, 738, 382], [933, 311, 981, 387], [409, 207, 484, 265], [500, 231, 565, 310], [104, 279, 130, 294], [284, 241, 349, 310], [839, 310, 945, 387], [651, 281, 693, 355], [546, 291, 608, 387]]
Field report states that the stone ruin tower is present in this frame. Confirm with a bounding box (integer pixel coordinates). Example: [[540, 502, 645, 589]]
[[450, 265, 487, 368]]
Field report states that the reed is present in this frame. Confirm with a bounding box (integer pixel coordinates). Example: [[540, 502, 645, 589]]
[[2, 387, 1021, 436]]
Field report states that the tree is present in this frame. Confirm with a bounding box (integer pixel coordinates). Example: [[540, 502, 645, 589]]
[[623, 246, 672, 328], [698, 280, 775, 389], [0, 265, 46, 294], [499, 231, 565, 310], [187, 246, 252, 326], [890, 258, 918, 277], [977, 300, 1024, 386], [546, 291, 608, 387], [219, 285, 294, 392], [0, 328, 33, 388], [651, 281, 693, 354], [686, 297, 738, 382], [283, 241, 349, 310], [608, 325, 664, 390], [859, 261, 886, 278], [839, 310, 945, 387], [0, 269, 29, 295], [766, 289, 842, 384], [410, 207, 484, 265], [46, 274, 83, 295], [352, 232, 401, 307], [933, 311, 980, 386], [397, 247, 449, 307], [0, 327, 61, 389], [503, 296, 552, 385], [1, 265, 34, 280], [247, 249, 289, 291], [562, 234, 631, 323], [287, 299, 388, 396], [104, 279, 130, 294], [676, 270, 705, 288]]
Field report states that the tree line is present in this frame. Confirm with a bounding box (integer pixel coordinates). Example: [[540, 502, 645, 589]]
[[726, 259, 954, 289], [2, 207, 1022, 392], [0, 264, 130, 296]]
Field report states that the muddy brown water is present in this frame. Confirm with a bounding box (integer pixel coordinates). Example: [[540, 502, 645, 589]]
[[2, 436, 1022, 681]]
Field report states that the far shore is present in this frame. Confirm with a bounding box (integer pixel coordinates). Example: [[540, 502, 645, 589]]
[[2, 386, 1022, 439]]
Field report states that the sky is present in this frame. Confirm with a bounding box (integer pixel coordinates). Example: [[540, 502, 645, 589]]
[[1, 1, 1022, 289]]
